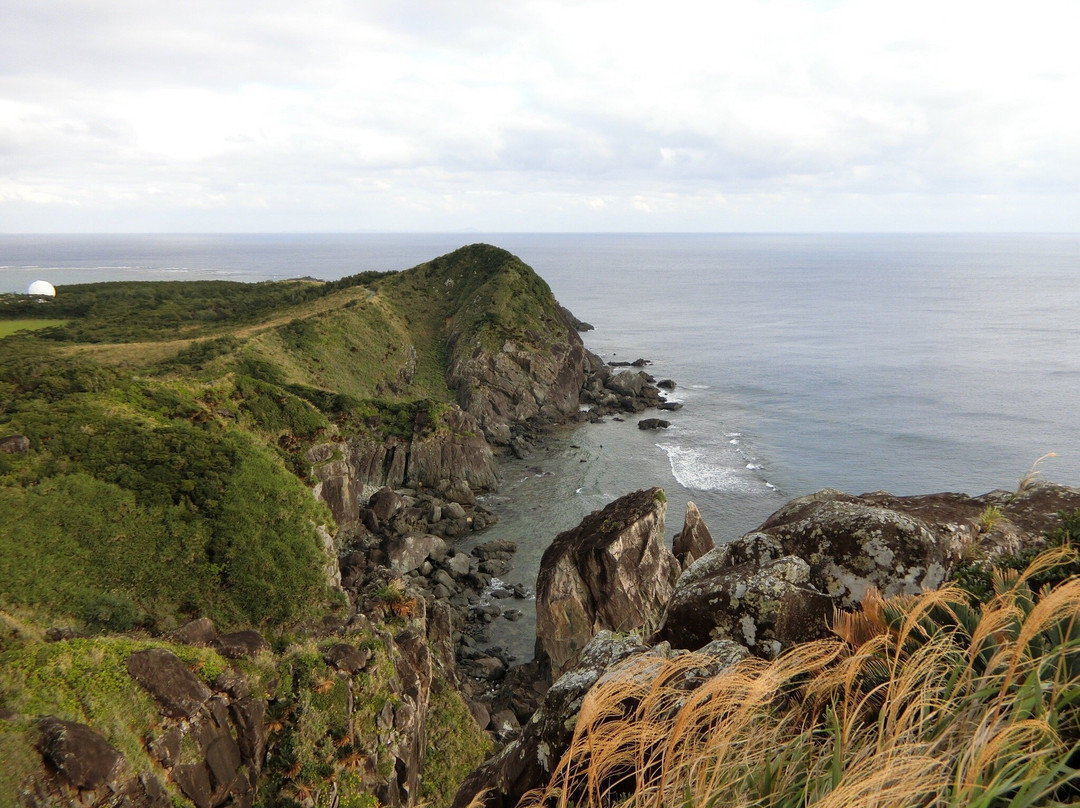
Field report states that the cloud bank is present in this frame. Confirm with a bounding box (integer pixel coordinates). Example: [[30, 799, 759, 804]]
[[1, 0, 1078, 231]]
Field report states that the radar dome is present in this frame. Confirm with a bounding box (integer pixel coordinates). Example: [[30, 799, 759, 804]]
[[28, 280, 56, 297]]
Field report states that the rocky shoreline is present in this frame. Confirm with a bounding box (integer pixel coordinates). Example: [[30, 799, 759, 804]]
[[319, 337, 677, 741]]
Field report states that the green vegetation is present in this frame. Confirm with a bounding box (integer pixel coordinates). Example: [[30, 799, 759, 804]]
[[257, 634, 392, 808], [422, 674, 493, 807], [0, 250, 532, 633], [0, 627, 234, 806], [527, 547, 1080, 808], [955, 509, 1080, 604], [0, 320, 66, 338], [0, 245, 571, 804]]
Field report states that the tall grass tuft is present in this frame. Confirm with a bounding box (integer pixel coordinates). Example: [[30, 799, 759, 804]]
[[522, 548, 1080, 808]]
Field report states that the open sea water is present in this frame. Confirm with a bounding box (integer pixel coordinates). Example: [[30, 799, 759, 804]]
[[3, 232, 1078, 660]]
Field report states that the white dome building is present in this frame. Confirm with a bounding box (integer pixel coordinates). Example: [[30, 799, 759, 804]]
[[28, 280, 56, 297]]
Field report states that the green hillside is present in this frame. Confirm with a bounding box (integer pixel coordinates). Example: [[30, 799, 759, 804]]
[[0, 244, 559, 635]]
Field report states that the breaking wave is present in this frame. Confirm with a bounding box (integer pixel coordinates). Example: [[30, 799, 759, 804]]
[[657, 444, 754, 492]]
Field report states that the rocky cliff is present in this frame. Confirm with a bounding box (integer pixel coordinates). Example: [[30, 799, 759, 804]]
[[534, 488, 680, 680], [307, 405, 497, 531]]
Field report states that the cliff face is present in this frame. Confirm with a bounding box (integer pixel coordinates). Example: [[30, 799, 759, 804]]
[[307, 406, 497, 530]]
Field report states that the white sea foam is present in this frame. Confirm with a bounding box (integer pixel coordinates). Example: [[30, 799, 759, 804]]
[[658, 444, 751, 492]]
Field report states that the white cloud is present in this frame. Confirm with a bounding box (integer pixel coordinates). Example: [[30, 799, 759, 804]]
[[0, 0, 1078, 230]]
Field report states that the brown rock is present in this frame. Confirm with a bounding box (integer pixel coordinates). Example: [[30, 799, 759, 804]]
[[0, 434, 30, 454], [673, 501, 715, 568], [148, 728, 182, 769], [368, 487, 405, 524], [212, 630, 270, 659], [36, 716, 123, 791], [384, 533, 446, 575], [173, 763, 213, 808], [229, 697, 267, 770], [535, 488, 680, 679], [127, 648, 211, 719], [324, 643, 372, 674], [172, 617, 217, 646]]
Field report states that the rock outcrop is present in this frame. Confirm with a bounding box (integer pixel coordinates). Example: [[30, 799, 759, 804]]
[[435, 247, 589, 444], [658, 481, 1080, 657], [307, 405, 497, 530], [658, 534, 835, 656], [535, 488, 680, 680], [575, 351, 669, 421], [673, 501, 714, 568]]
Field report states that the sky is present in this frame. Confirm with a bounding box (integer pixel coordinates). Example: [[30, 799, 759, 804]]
[[1, 0, 1078, 233]]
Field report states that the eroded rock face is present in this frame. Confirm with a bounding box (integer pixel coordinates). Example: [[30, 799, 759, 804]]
[[447, 330, 587, 444], [535, 488, 680, 680], [673, 501, 715, 569], [308, 406, 497, 530]]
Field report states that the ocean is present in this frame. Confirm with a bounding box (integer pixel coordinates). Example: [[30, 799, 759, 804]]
[[3, 232, 1078, 660]]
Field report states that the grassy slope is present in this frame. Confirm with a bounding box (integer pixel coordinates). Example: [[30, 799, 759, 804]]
[[0, 247, 550, 807], [0, 320, 66, 338], [0, 267, 436, 634]]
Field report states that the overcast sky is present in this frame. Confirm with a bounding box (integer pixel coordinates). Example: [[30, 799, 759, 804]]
[[2, 0, 1078, 232]]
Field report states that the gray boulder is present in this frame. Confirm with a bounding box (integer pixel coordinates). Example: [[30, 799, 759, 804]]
[[658, 542, 834, 657]]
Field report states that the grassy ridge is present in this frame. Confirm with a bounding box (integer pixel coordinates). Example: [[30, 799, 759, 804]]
[[0, 245, 559, 634]]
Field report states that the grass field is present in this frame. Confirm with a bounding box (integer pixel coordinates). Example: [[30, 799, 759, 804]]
[[0, 319, 66, 337]]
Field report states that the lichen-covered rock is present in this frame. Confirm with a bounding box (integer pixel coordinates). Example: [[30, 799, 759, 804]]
[[758, 494, 958, 606], [658, 544, 834, 656], [673, 501, 714, 568], [535, 488, 680, 679]]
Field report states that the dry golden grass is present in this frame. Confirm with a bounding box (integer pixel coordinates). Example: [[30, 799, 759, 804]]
[[522, 548, 1080, 808]]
